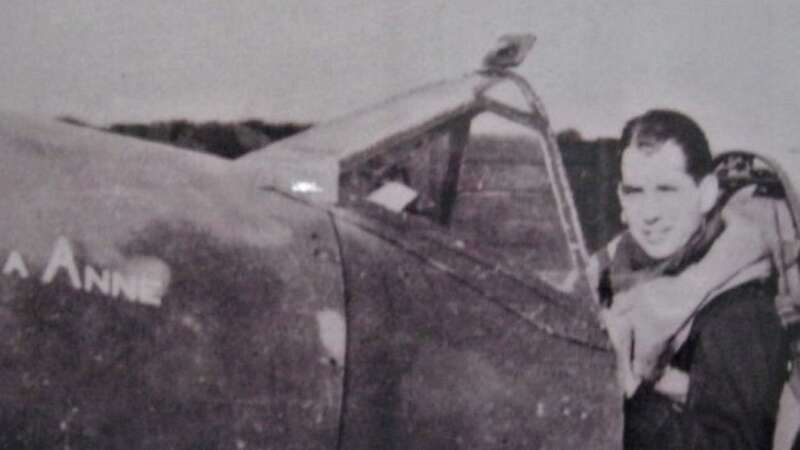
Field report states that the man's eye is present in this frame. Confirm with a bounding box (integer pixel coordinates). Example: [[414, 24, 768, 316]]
[[656, 185, 679, 193], [620, 186, 642, 195]]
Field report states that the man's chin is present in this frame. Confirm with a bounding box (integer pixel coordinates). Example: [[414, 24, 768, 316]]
[[632, 234, 679, 260], [639, 242, 679, 260]]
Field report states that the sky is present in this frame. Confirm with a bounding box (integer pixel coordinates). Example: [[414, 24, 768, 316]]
[[1, 0, 798, 155]]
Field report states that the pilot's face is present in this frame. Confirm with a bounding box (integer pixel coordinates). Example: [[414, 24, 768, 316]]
[[618, 141, 717, 260]]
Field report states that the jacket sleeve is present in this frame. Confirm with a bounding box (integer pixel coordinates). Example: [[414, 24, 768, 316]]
[[623, 287, 787, 450]]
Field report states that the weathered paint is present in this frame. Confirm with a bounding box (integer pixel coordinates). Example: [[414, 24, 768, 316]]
[[0, 114, 346, 449], [333, 213, 621, 449], [316, 309, 347, 368]]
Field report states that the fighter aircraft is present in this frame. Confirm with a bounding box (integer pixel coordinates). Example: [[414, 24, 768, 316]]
[[0, 35, 797, 450]]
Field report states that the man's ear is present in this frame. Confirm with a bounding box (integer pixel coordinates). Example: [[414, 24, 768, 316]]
[[616, 183, 630, 224], [616, 182, 625, 204], [699, 174, 720, 214]]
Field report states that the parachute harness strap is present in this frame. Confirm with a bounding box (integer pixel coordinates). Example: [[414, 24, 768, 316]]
[[770, 193, 800, 397]]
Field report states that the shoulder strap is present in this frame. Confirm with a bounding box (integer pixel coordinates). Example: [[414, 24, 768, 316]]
[[587, 234, 624, 307]]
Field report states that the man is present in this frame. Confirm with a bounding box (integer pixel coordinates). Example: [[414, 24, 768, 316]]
[[599, 109, 789, 449]]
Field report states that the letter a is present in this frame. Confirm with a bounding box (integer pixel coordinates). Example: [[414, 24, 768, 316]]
[[2, 251, 29, 278], [41, 237, 82, 289]]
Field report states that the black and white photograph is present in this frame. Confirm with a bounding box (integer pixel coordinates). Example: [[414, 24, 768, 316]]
[[0, 1, 798, 449]]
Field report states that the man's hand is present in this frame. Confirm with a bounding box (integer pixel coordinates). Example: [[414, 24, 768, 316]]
[[602, 300, 690, 401], [610, 277, 702, 382], [653, 366, 689, 404], [600, 308, 641, 397]]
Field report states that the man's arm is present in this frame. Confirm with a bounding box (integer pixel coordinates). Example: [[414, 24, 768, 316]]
[[624, 285, 787, 449]]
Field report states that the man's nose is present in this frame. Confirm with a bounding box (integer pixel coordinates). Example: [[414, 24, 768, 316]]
[[642, 215, 661, 226], [640, 197, 663, 224]]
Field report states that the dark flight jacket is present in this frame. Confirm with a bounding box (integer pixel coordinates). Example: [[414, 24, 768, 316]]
[[624, 278, 790, 450]]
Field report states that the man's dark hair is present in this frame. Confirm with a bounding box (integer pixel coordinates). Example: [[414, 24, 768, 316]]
[[618, 109, 712, 182]]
